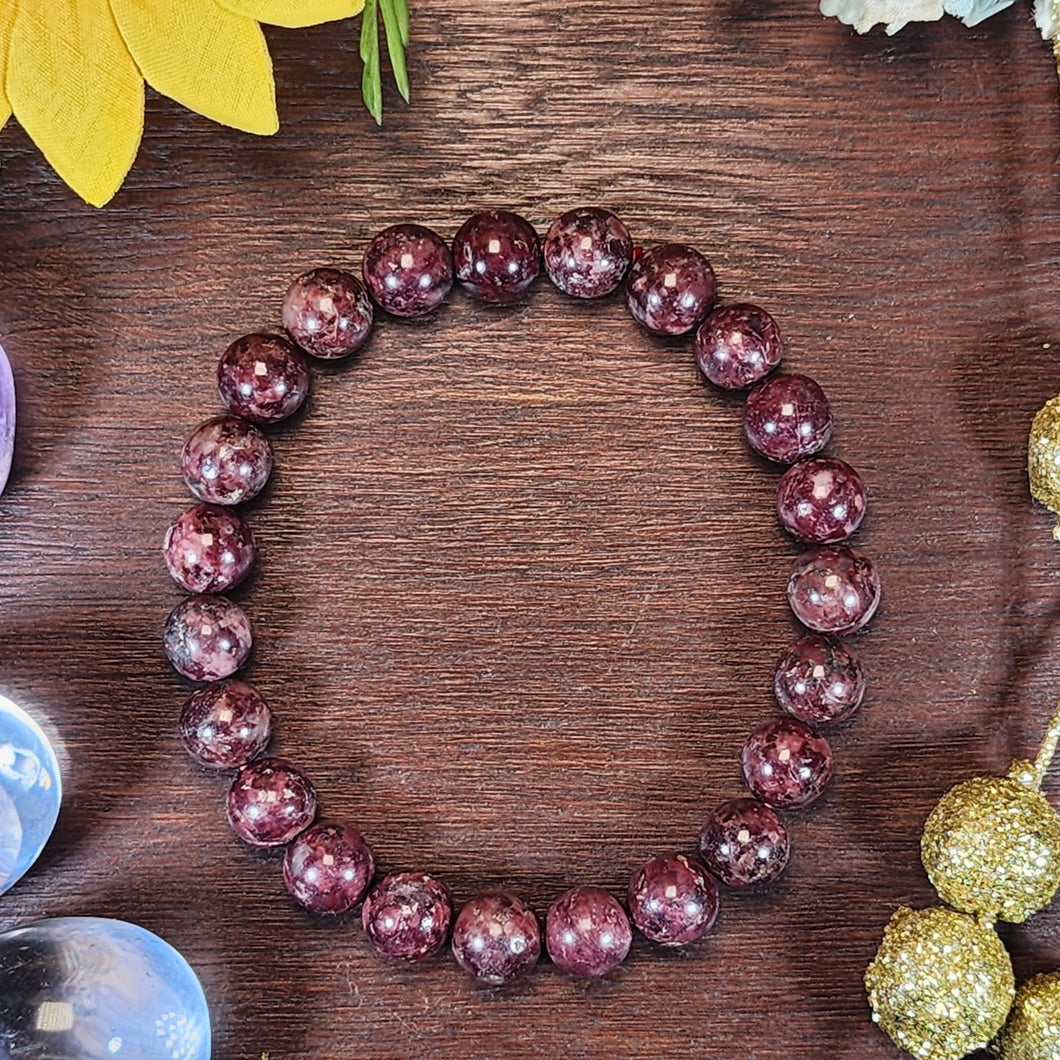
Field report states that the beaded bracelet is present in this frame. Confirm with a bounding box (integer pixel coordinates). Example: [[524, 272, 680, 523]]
[[160, 207, 881, 984]]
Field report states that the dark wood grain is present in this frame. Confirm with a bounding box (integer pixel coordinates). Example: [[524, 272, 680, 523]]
[[1, 2, 1060, 1057]]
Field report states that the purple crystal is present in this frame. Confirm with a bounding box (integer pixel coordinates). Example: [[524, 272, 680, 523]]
[[776, 457, 866, 544], [627, 855, 719, 947], [217, 334, 310, 424], [362, 224, 454, 318], [362, 872, 453, 962], [283, 822, 374, 914], [787, 546, 881, 634], [163, 594, 252, 682], [543, 207, 633, 299], [743, 373, 833, 464], [226, 758, 316, 847], [0, 339, 14, 497], [626, 243, 717, 335], [545, 886, 632, 979], [180, 679, 272, 769], [695, 303, 783, 389], [282, 268, 374, 360], [181, 415, 273, 506], [163, 502, 256, 595], [451, 893, 541, 984], [452, 210, 541, 304], [741, 717, 834, 810], [698, 797, 790, 889], [774, 635, 865, 727]]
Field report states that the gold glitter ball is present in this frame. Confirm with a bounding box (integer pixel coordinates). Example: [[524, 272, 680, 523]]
[[865, 906, 1015, 1060], [1028, 395, 1060, 539], [921, 768, 1060, 923], [994, 971, 1060, 1060]]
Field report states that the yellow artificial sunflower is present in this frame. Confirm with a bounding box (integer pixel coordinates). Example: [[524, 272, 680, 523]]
[[0, 0, 408, 208]]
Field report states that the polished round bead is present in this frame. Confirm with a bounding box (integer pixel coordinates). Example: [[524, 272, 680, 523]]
[[743, 373, 833, 463], [627, 855, 719, 947], [181, 415, 273, 506], [362, 224, 454, 318], [543, 207, 633, 299], [787, 546, 881, 634], [180, 679, 272, 769], [545, 886, 632, 979], [217, 333, 310, 424], [452, 210, 541, 304], [695, 303, 783, 390], [283, 822, 374, 914], [626, 243, 717, 336], [776, 457, 867, 543], [451, 893, 541, 984], [698, 797, 790, 889], [742, 717, 834, 810], [226, 757, 316, 847], [282, 267, 373, 359], [163, 502, 256, 595], [163, 594, 252, 682], [774, 634, 866, 727], [362, 872, 453, 962]]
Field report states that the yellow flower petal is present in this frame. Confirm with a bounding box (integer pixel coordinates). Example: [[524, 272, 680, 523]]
[[7, 0, 143, 206], [214, 0, 364, 29], [111, 0, 278, 136], [0, 1, 16, 132]]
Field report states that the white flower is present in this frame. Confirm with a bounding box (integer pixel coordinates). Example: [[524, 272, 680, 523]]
[[820, 0, 1016, 34]]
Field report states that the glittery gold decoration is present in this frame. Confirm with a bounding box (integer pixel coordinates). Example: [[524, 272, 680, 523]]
[[1028, 395, 1060, 539], [995, 971, 1060, 1060], [921, 765, 1060, 923], [865, 906, 1015, 1060]]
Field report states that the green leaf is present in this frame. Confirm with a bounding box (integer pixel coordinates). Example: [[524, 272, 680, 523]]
[[379, 0, 410, 102], [359, 0, 382, 125], [393, 0, 410, 46]]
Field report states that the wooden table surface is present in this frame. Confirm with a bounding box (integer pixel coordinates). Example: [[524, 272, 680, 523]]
[[2, 2, 1060, 1057]]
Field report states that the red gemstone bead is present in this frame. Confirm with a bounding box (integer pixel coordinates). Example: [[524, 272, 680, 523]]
[[362, 224, 454, 318], [181, 415, 273, 506], [774, 634, 865, 727], [226, 757, 316, 848], [787, 546, 881, 634], [626, 243, 717, 335], [741, 717, 834, 810], [283, 822, 374, 914], [627, 855, 719, 947], [217, 334, 310, 424], [545, 886, 632, 979], [698, 797, 790, 889], [776, 457, 866, 543], [695, 303, 783, 390], [743, 373, 833, 463], [451, 893, 541, 984], [163, 502, 256, 595], [282, 268, 374, 359], [180, 679, 272, 769], [163, 594, 252, 682], [362, 872, 453, 962], [543, 207, 633, 299], [452, 210, 541, 304]]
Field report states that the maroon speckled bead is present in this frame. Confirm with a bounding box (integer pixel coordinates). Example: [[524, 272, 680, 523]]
[[180, 679, 272, 769], [627, 855, 719, 947], [181, 415, 273, 506], [217, 334, 310, 424], [362, 224, 454, 318], [743, 373, 833, 464], [777, 457, 866, 544], [742, 717, 834, 810], [698, 797, 790, 889], [451, 893, 541, 984], [163, 502, 256, 595], [452, 210, 541, 304], [774, 634, 866, 727], [546, 886, 632, 979], [226, 757, 316, 848], [283, 822, 374, 914], [543, 207, 633, 299], [362, 872, 453, 962], [695, 303, 783, 390], [281, 267, 374, 360], [163, 594, 252, 682], [787, 546, 881, 635], [626, 243, 717, 336]]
